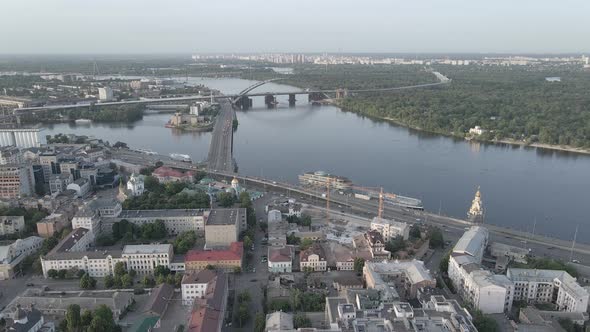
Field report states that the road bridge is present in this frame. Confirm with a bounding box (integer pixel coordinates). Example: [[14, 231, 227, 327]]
[[206, 101, 236, 173]]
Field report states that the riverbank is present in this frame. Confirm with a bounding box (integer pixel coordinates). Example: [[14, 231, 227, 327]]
[[331, 100, 590, 156]]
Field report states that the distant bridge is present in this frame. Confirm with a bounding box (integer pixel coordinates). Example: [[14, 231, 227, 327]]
[[9, 72, 450, 117]]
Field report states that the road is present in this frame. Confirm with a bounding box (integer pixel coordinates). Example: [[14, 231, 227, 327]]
[[207, 102, 235, 173]]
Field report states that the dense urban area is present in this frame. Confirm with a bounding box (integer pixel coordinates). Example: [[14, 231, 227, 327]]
[[0, 52, 589, 332]]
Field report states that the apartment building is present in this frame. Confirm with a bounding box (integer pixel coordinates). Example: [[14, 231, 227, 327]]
[[0, 216, 25, 236], [181, 269, 217, 305], [370, 217, 410, 241], [185, 242, 243, 272], [300, 244, 327, 272], [508, 268, 589, 313]]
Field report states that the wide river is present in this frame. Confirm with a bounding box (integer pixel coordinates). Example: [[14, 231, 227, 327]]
[[43, 77, 590, 243]]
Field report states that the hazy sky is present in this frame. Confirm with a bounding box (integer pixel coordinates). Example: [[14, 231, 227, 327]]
[[2, 0, 589, 54]]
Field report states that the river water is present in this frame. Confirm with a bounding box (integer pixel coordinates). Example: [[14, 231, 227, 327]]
[[42, 77, 590, 243]]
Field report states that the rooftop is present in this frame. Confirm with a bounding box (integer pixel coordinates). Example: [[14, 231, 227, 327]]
[[453, 226, 488, 258], [122, 244, 172, 255], [182, 269, 217, 285], [142, 283, 174, 316], [367, 260, 435, 285], [206, 208, 245, 226], [118, 209, 205, 219], [185, 242, 243, 262], [49, 228, 89, 254], [153, 166, 194, 178], [268, 246, 293, 262]]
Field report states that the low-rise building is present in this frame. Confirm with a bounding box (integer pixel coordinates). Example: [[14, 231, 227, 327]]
[[364, 230, 391, 259], [0, 215, 25, 236], [2, 304, 55, 332], [0, 236, 44, 280], [126, 173, 145, 196], [489, 242, 529, 264], [363, 260, 436, 300], [1, 289, 133, 321], [300, 244, 327, 272], [36, 213, 68, 238], [181, 269, 217, 305], [66, 177, 90, 197], [48, 173, 73, 195], [204, 208, 246, 248], [103, 209, 206, 236], [0, 146, 23, 165], [122, 244, 173, 276], [152, 166, 194, 184], [185, 242, 243, 272], [265, 311, 294, 331], [370, 217, 410, 241], [71, 206, 100, 235], [508, 268, 589, 313], [187, 273, 228, 332], [268, 246, 293, 273]]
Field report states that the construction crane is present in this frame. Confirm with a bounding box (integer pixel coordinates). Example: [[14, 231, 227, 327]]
[[352, 185, 399, 219]]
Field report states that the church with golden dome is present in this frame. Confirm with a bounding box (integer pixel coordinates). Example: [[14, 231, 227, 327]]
[[468, 186, 484, 223]]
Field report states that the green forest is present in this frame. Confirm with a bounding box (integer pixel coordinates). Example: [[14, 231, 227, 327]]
[[270, 64, 590, 148], [21, 104, 144, 123]]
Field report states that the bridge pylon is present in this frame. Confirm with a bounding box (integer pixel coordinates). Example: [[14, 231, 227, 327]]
[[264, 94, 277, 108], [288, 94, 296, 107]]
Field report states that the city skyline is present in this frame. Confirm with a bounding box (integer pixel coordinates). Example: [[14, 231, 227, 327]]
[[2, 0, 590, 54]]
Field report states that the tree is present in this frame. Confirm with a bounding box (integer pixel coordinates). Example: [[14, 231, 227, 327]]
[[254, 312, 265, 332], [81, 310, 93, 327], [66, 304, 81, 332], [114, 262, 126, 277], [206, 264, 215, 270], [440, 254, 450, 274], [57, 269, 67, 279], [217, 192, 236, 207], [121, 274, 133, 288], [47, 269, 58, 278], [104, 275, 115, 288], [233, 266, 242, 274], [300, 238, 314, 250], [353, 257, 365, 273], [473, 310, 499, 332], [143, 276, 156, 287], [237, 304, 250, 327], [290, 288, 302, 311], [154, 265, 171, 277], [238, 290, 251, 304], [244, 235, 253, 250], [173, 231, 197, 254], [410, 225, 421, 239], [386, 236, 406, 253], [80, 273, 96, 290], [293, 313, 312, 329], [300, 215, 312, 227], [429, 228, 444, 248]]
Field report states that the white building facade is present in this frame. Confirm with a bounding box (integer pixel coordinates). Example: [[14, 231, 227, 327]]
[[122, 244, 173, 276], [370, 217, 410, 241], [507, 268, 589, 313]]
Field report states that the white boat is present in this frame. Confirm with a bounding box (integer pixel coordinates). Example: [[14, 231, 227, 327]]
[[75, 118, 92, 124], [170, 153, 191, 162]]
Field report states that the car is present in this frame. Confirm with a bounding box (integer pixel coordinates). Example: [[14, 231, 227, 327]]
[[26, 283, 34, 287], [572, 259, 580, 263]]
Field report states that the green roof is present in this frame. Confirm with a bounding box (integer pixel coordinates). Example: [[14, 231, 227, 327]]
[[129, 315, 160, 332]]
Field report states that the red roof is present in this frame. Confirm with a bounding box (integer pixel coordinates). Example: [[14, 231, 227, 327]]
[[269, 246, 293, 262], [153, 166, 194, 179], [185, 242, 243, 262]]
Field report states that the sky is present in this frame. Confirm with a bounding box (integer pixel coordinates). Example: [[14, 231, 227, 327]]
[[1, 0, 589, 54]]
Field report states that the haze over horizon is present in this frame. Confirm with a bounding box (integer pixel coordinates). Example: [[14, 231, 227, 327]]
[[2, 0, 589, 55]]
